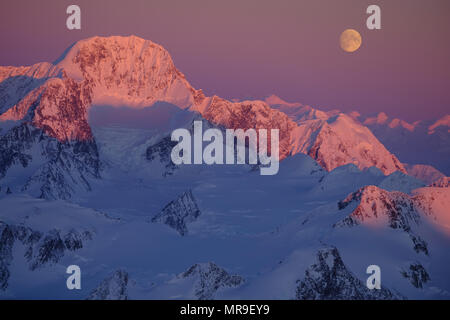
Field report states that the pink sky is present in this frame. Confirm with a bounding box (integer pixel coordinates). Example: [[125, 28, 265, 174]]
[[1, 0, 449, 121]]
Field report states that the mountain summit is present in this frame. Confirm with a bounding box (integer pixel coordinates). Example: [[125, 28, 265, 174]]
[[56, 35, 203, 109]]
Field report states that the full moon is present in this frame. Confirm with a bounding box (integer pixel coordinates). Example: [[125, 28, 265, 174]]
[[340, 29, 362, 53]]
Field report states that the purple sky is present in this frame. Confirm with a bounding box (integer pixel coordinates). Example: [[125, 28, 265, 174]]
[[1, 0, 449, 121]]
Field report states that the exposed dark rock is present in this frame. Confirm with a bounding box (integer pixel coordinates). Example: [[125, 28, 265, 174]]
[[335, 186, 428, 255], [295, 247, 402, 300], [0, 123, 102, 200], [87, 270, 129, 300], [180, 262, 244, 300], [151, 190, 201, 236], [400, 263, 430, 289], [0, 220, 92, 289], [146, 136, 178, 177], [0, 222, 14, 290]]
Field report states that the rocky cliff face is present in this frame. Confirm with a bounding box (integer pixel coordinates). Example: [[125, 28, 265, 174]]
[[400, 263, 430, 289], [197, 96, 297, 160], [146, 136, 179, 177], [87, 270, 129, 300], [57, 36, 202, 109], [0, 70, 92, 142], [151, 190, 201, 236], [0, 57, 100, 200], [179, 262, 244, 300], [0, 123, 101, 200], [295, 247, 400, 300], [0, 63, 63, 116], [0, 220, 92, 290], [335, 186, 430, 254]]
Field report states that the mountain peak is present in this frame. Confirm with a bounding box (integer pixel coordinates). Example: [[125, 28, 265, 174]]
[[289, 113, 407, 174], [55, 35, 199, 108], [388, 118, 415, 131], [363, 112, 388, 125], [264, 94, 302, 108], [428, 114, 450, 134]]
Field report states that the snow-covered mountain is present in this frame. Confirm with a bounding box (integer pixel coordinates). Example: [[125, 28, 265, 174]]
[[404, 164, 446, 185], [147, 262, 245, 300], [360, 112, 450, 176], [0, 123, 101, 199], [294, 247, 401, 300], [56, 36, 204, 110], [0, 195, 118, 292], [200, 95, 406, 174], [0, 36, 449, 300], [377, 171, 425, 194], [193, 96, 297, 160], [336, 186, 429, 254], [266, 95, 450, 177], [0, 36, 203, 199], [263, 95, 406, 174], [266, 94, 330, 122], [87, 270, 130, 300], [289, 114, 406, 174], [151, 190, 201, 236], [0, 37, 409, 201]]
